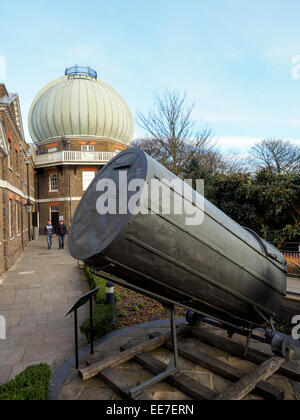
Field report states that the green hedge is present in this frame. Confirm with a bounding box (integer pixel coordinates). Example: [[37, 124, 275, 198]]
[[80, 304, 114, 342], [81, 267, 116, 342], [84, 266, 119, 304], [0, 364, 51, 401]]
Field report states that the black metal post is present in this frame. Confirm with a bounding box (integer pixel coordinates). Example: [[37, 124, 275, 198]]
[[90, 296, 94, 355], [74, 309, 79, 370], [106, 281, 115, 321], [170, 304, 179, 369]]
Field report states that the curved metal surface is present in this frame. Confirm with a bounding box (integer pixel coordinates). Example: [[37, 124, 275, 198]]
[[69, 148, 287, 327], [28, 70, 134, 144]]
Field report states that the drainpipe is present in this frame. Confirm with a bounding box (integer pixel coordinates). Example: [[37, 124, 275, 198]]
[[67, 140, 72, 225], [26, 159, 31, 242]]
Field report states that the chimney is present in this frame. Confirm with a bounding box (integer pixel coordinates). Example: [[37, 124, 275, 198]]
[[0, 84, 9, 100]]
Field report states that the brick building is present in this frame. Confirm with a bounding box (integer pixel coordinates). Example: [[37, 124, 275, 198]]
[[0, 66, 134, 272], [29, 65, 133, 231], [0, 83, 36, 273]]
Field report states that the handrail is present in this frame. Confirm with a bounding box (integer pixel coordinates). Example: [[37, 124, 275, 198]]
[[34, 150, 116, 166]]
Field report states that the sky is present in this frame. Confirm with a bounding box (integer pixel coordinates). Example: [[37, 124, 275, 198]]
[[1, 0, 300, 153]]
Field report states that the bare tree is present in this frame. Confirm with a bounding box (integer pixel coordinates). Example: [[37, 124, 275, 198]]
[[197, 150, 246, 174], [250, 139, 300, 174], [134, 89, 215, 176]]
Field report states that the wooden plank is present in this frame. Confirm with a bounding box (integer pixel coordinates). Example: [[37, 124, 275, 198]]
[[99, 368, 149, 400], [163, 340, 284, 400], [190, 328, 300, 382], [214, 357, 286, 400], [85, 360, 149, 400], [121, 343, 217, 400], [79, 326, 188, 381]]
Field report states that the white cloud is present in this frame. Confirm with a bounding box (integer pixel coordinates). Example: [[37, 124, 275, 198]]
[[287, 118, 300, 126], [217, 136, 260, 152], [192, 110, 253, 124], [217, 136, 300, 152], [65, 44, 102, 62]]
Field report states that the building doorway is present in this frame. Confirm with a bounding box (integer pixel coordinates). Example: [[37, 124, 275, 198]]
[[50, 206, 59, 232]]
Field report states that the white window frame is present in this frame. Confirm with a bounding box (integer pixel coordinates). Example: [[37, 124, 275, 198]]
[[82, 171, 96, 191], [48, 146, 57, 154], [49, 173, 58, 192], [16, 201, 19, 235], [15, 149, 19, 174], [8, 199, 12, 237], [8, 141, 12, 169], [81, 145, 95, 152]]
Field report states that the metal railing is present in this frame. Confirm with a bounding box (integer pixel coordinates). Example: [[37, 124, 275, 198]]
[[34, 150, 116, 167], [282, 251, 300, 260], [65, 65, 97, 79]]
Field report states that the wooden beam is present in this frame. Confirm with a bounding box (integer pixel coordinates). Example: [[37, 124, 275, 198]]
[[99, 368, 149, 400], [190, 328, 300, 382], [214, 357, 286, 400], [79, 326, 187, 381], [121, 343, 217, 400], [85, 360, 149, 400], [163, 340, 284, 400]]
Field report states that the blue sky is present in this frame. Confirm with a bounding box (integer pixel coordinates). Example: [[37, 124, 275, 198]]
[[1, 0, 300, 152]]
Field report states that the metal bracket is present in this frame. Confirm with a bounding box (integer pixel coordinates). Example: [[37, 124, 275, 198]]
[[271, 333, 300, 361], [127, 303, 179, 399]]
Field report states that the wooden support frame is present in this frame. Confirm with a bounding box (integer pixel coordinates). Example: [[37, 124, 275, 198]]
[[76, 314, 299, 400], [78, 325, 187, 381], [120, 343, 217, 400], [161, 338, 284, 400], [190, 328, 300, 382], [214, 357, 286, 400]]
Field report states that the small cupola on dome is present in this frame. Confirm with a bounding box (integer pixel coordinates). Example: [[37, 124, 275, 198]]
[[65, 65, 98, 79], [28, 66, 134, 145]]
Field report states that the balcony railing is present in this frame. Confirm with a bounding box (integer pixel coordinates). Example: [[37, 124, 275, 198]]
[[34, 150, 117, 167]]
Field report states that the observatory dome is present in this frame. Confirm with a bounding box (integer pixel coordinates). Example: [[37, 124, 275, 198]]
[[28, 66, 134, 145]]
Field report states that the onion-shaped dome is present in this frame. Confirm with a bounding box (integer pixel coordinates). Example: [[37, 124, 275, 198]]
[[28, 66, 134, 144]]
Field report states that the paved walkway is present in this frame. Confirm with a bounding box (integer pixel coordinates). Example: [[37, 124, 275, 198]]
[[0, 238, 89, 385], [288, 276, 300, 294]]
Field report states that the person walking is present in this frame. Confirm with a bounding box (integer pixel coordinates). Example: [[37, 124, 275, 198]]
[[44, 220, 55, 250], [57, 220, 68, 250]]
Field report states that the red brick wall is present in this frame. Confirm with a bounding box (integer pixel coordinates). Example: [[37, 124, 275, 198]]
[[0, 93, 36, 271]]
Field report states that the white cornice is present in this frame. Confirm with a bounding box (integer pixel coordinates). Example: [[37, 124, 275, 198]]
[[0, 179, 36, 203], [38, 197, 81, 203]]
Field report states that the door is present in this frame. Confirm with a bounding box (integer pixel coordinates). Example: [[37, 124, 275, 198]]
[[50, 206, 59, 233]]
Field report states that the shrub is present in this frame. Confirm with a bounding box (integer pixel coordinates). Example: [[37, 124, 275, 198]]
[[84, 266, 119, 304], [0, 364, 51, 401], [80, 304, 114, 342]]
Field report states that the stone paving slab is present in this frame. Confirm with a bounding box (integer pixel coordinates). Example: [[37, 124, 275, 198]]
[[0, 238, 89, 385]]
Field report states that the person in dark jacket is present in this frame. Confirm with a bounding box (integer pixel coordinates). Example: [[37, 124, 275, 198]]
[[44, 220, 55, 249], [57, 220, 68, 250]]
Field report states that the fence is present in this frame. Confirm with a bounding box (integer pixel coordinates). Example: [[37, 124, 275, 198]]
[[282, 251, 300, 272]]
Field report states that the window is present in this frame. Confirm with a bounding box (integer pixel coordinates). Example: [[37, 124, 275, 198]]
[[81, 145, 95, 152], [50, 206, 59, 214], [8, 200, 12, 237], [16, 202, 20, 235], [82, 171, 95, 191], [15, 149, 19, 173], [48, 147, 57, 153], [8, 141, 12, 168], [49, 173, 58, 192]]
